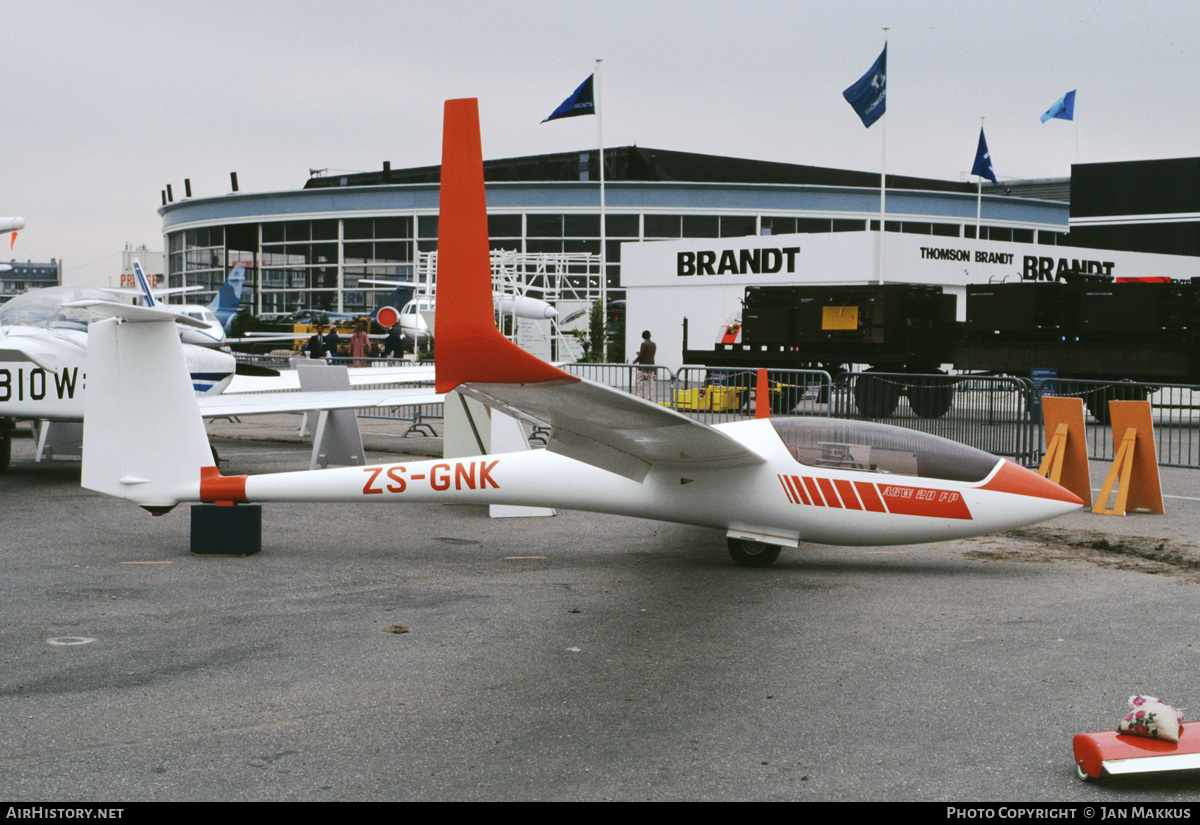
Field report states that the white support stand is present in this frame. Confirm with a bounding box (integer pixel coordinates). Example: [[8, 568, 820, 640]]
[[34, 421, 84, 462], [444, 390, 554, 519], [295, 364, 366, 469], [489, 410, 554, 519]]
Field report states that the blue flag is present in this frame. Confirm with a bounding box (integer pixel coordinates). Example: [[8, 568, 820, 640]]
[[542, 74, 595, 123], [842, 44, 887, 128], [972, 127, 997, 183], [1040, 89, 1076, 123]]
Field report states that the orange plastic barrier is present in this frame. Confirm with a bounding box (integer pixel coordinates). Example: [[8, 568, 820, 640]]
[[1092, 400, 1164, 516], [1038, 396, 1091, 507]]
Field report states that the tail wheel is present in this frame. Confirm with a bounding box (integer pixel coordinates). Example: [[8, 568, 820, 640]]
[[727, 538, 782, 568]]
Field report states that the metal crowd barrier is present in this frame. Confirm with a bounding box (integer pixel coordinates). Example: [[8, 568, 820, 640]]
[[561, 363, 675, 408], [231, 352, 1200, 469], [674, 367, 833, 425], [1045, 378, 1200, 469], [832, 372, 1041, 464], [230, 352, 441, 437]]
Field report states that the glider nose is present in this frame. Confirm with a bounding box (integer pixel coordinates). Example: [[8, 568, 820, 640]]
[[981, 459, 1085, 520]]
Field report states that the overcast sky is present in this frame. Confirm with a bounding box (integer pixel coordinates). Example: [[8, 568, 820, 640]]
[[4, 0, 1198, 287]]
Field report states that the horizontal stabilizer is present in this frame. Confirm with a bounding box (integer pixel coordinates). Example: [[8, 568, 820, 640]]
[[64, 299, 212, 330]]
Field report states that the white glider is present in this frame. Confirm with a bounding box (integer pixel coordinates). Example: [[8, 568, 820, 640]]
[[79, 98, 1082, 566]]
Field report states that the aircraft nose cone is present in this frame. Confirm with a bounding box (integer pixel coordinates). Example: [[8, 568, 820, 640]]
[[982, 460, 1085, 509]]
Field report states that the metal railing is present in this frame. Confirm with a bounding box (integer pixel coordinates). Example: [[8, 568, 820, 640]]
[[230, 352, 441, 436], [1045, 378, 1200, 469], [832, 372, 1041, 464], [561, 363, 676, 408], [674, 367, 833, 425], [231, 352, 1200, 468]]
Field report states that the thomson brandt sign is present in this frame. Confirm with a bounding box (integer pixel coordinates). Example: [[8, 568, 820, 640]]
[[677, 246, 801, 277]]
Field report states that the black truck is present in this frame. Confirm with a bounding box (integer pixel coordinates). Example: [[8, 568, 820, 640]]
[[682, 277, 1200, 420]]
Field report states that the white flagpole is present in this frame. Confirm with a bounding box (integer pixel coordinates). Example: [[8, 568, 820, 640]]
[[976, 116, 985, 240], [877, 28, 889, 285], [595, 58, 607, 361]]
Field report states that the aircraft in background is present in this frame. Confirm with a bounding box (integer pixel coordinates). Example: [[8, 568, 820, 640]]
[[78, 98, 1082, 566], [0, 217, 25, 272], [175, 261, 247, 345], [0, 284, 236, 470], [0, 283, 439, 473], [127, 259, 245, 347], [362, 275, 558, 341]]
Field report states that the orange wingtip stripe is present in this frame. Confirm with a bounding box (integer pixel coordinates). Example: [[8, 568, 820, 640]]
[[980, 460, 1084, 505], [200, 466, 248, 504]]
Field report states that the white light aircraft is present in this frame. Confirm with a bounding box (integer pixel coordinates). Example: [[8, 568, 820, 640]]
[[172, 261, 247, 346], [79, 99, 1082, 565], [0, 284, 439, 472], [365, 276, 558, 341], [0, 216, 26, 273], [128, 259, 246, 347]]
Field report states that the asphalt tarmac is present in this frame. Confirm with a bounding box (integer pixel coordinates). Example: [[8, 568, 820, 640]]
[[2, 420, 1200, 802]]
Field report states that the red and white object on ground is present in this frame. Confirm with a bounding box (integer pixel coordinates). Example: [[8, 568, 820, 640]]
[[1073, 724, 1200, 780]]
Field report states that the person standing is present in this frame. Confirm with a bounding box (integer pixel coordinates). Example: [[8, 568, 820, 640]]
[[323, 324, 342, 360], [307, 324, 327, 359], [382, 323, 404, 359], [350, 320, 371, 367], [633, 329, 656, 397]]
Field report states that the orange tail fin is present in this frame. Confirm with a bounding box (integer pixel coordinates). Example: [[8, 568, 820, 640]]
[[434, 99, 572, 394]]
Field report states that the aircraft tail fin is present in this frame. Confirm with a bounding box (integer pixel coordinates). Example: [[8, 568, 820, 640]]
[[132, 258, 158, 308], [434, 98, 573, 394], [210, 262, 246, 331], [81, 315, 213, 512], [372, 285, 415, 329]]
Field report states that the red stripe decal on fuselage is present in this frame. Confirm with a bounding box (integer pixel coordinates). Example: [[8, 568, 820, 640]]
[[803, 477, 825, 506], [779, 475, 796, 504], [834, 479, 862, 510], [855, 482, 886, 513], [789, 475, 811, 505], [816, 478, 842, 508]]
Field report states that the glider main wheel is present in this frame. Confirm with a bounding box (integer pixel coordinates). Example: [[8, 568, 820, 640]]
[[727, 538, 782, 568]]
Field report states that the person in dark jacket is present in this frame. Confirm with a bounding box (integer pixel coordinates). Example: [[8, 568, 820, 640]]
[[323, 325, 342, 358], [307, 324, 327, 359]]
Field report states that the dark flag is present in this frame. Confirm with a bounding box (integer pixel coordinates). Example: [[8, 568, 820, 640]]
[[542, 74, 596, 122], [842, 45, 887, 128], [972, 127, 997, 183]]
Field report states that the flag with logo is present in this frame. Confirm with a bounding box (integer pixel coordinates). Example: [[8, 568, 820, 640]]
[[1040, 90, 1076, 123], [842, 44, 887, 128], [972, 127, 997, 183], [542, 74, 596, 122]]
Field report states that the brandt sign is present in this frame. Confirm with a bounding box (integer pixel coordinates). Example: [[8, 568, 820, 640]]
[[677, 246, 800, 277]]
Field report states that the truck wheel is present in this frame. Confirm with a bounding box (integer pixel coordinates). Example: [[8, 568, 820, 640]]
[[907, 375, 955, 419], [854, 372, 899, 418], [1085, 383, 1147, 425]]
